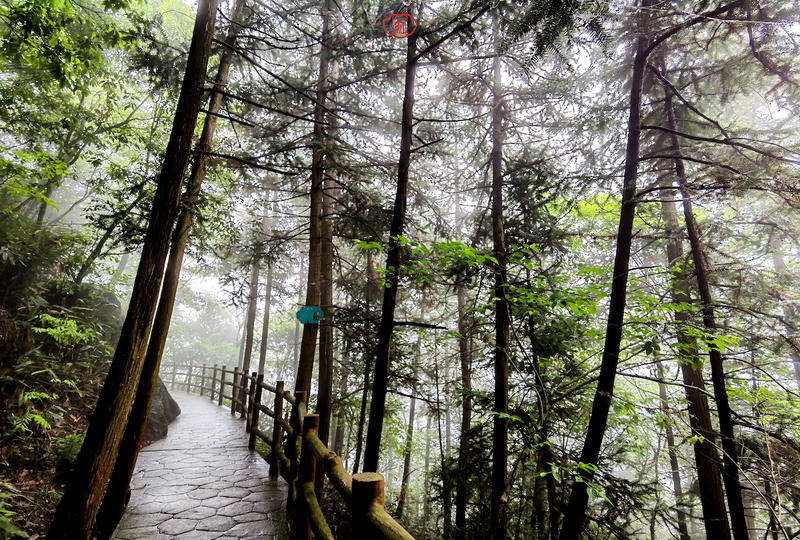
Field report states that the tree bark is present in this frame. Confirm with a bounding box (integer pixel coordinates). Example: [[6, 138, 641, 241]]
[[258, 260, 273, 376], [315, 159, 335, 494], [257, 185, 274, 377], [657, 64, 749, 536], [455, 281, 472, 539], [239, 261, 260, 408], [363, 13, 418, 472], [489, 34, 509, 540], [423, 412, 432, 517], [47, 1, 219, 536], [352, 250, 376, 474], [666, 91, 750, 538], [92, 4, 242, 536], [396, 392, 416, 519], [332, 360, 347, 455], [527, 311, 556, 539], [655, 360, 691, 540], [293, 0, 332, 398], [659, 166, 731, 538], [559, 7, 650, 536]]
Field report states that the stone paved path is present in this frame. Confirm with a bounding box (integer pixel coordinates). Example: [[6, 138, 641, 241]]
[[112, 391, 289, 539]]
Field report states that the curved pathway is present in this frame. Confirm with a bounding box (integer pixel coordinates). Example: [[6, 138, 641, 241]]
[[112, 391, 289, 540]]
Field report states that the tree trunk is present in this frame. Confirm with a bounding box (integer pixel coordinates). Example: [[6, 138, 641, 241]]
[[352, 250, 376, 474], [435, 348, 453, 540], [47, 1, 218, 536], [239, 261, 260, 408], [294, 0, 332, 398], [396, 392, 416, 519], [332, 361, 347, 455], [455, 281, 472, 539], [36, 182, 56, 224], [257, 185, 274, 377], [528, 311, 556, 539], [237, 320, 246, 369], [293, 263, 304, 371], [363, 15, 418, 472], [656, 360, 690, 540], [664, 83, 749, 540], [489, 35, 510, 540], [559, 8, 650, 536], [659, 170, 731, 538], [315, 158, 335, 494], [423, 413, 433, 521], [258, 260, 273, 376], [93, 4, 243, 536]]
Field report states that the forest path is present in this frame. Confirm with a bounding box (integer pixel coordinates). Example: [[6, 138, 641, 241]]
[[111, 391, 289, 540]]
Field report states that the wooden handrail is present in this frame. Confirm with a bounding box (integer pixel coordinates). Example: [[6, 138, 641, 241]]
[[159, 362, 416, 539]]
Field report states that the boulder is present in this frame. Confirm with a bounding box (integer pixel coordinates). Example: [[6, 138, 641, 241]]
[[144, 377, 181, 443]]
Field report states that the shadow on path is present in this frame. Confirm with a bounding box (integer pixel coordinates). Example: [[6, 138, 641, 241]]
[[112, 391, 289, 539]]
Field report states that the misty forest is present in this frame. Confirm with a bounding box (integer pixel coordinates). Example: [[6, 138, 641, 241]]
[[1, 0, 799, 538]]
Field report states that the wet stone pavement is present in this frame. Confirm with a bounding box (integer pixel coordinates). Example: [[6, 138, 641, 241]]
[[112, 391, 289, 540]]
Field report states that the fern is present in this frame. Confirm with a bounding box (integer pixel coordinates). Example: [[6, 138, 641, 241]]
[[0, 482, 28, 538]]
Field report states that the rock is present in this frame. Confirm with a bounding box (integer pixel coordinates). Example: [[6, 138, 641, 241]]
[[145, 378, 181, 443]]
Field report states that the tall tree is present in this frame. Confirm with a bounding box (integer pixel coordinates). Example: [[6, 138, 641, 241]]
[[665, 87, 749, 538], [396, 391, 417, 519], [489, 27, 510, 540], [352, 249, 377, 474], [559, 2, 745, 535], [258, 258, 274, 376], [362, 3, 489, 471], [655, 359, 691, 540], [658, 171, 731, 538], [293, 0, 332, 398], [363, 6, 420, 473], [455, 280, 473, 539], [47, 1, 220, 536], [238, 257, 261, 405], [93, 2, 248, 534]]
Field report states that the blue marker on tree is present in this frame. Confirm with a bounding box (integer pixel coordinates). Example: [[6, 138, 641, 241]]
[[296, 306, 324, 325]]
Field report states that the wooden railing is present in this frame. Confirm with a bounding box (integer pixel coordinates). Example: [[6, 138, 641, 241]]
[[161, 362, 415, 540]]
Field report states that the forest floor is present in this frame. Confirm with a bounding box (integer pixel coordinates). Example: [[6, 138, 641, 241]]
[[0, 375, 101, 539]]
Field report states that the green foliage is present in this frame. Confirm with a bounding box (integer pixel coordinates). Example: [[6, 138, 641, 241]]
[[53, 432, 84, 468], [0, 483, 28, 539], [502, 0, 609, 60], [31, 313, 94, 345], [0, 0, 136, 87], [0, 149, 66, 207]]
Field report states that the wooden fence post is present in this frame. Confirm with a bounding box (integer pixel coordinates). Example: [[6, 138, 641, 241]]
[[231, 367, 239, 415], [170, 363, 177, 390], [218, 367, 225, 407], [211, 364, 218, 401], [186, 360, 193, 393], [246, 372, 256, 431], [269, 380, 284, 478], [248, 374, 264, 450], [200, 364, 207, 396], [287, 390, 307, 513], [352, 472, 385, 538], [292, 414, 319, 540]]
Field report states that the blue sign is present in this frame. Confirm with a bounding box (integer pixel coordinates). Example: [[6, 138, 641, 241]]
[[296, 306, 324, 325]]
